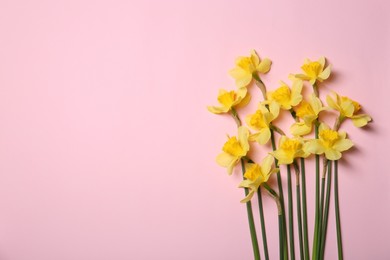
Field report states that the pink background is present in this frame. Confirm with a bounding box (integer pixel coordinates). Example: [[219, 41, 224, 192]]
[[0, 0, 389, 259]]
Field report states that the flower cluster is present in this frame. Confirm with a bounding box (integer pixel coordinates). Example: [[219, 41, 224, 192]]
[[207, 50, 372, 260]]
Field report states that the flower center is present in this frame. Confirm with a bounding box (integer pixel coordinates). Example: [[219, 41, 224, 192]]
[[238, 57, 256, 73], [244, 164, 262, 181], [296, 101, 315, 118], [302, 61, 321, 78], [249, 110, 268, 129], [280, 139, 302, 154], [218, 91, 236, 108], [223, 137, 246, 157], [271, 86, 291, 106], [319, 129, 339, 147]]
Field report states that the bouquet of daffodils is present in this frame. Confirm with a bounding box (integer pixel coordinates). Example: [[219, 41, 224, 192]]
[[208, 50, 371, 260]]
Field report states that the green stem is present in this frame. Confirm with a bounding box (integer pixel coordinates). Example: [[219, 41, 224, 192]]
[[263, 183, 283, 260], [287, 165, 295, 260], [295, 169, 304, 260], [318, 170, 326, 254], [312, 124, 321, 260], [334, 160, 343, 260], [257, 188, 269, 260], [300, 158, 310, 260], [271, 130, 289, 260], [240, 159, 261, 260], [320, 160, 332, 260]]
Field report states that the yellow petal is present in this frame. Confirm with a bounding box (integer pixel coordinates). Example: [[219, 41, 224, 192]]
[[260, 154, 274, 176], [318, 56, 326, 68], [324, 149, 341, 161], [216, 153, 238, 175], [269, 101, 280, 120], [207, 106, 229, 114], [340, 101, 355, 117], [290, 80, 303, 107], [290, 122, 312, 136], [304, 140, 325, 155], [229, 68, 252, 88], [319, 65, 331, 80], [295, 74, 311, 81], [333, 139, 354, 152], [351, 114, 372, 127], [326, 94, 339, 111], [240, 190, 256, 203], [238, 126, 250, 153], [235, 90, 251, 108], [256, 128, 271, 144], [257, 58, 272, 73], [270, 150, 293, 165], [238, 179, 253, 188], [310, 94, 323, 115]]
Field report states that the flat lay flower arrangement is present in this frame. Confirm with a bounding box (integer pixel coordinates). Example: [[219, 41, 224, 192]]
[[207, 50, 372, 260]]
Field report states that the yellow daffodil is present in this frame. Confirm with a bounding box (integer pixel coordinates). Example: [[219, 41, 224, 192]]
[[295, 57, 331, 85], [290, 94, 325, 136], [246, 101, 280, 144], [207, 88, 251, 114], [229, 50, 272, 88], [216, 126, 250, 175], [326, 92, 372, 127], [267, 80, 303, 110], [238, 155, 279, 203], [270, 136, 309, 165], [305, 123, 353, 160]]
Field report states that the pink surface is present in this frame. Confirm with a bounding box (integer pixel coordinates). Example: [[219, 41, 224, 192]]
[[0, 0, 389, 259]]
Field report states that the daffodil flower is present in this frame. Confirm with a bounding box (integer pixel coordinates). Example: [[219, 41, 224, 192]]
[[270, 136, 309, 165], [246, 101, 280, 144], [295, 57, 331, 85], [238, 155, 279, 203], [267, 80, 303, 110], [216, 126, 250, 175], [326, 92, 372, 127], [207, 88, 251, 114], [305, 123, 353, 160], [229, 50, 272, 88], [290, 94, 325, 136]]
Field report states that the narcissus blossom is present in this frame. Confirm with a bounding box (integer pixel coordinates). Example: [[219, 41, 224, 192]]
[[229, 50, 271, 88], [246, 101, 280, 144], [207, 88, 251, 114], [326, 92, 372, 127], [267, 80, 303, 110], [270, 136, 309, 165], [305, 123, 353, 160], [238, 155, 279, 203], [291, 94, 325, 136], [295, 57, 331, 85], [216, 126, 250, 175]]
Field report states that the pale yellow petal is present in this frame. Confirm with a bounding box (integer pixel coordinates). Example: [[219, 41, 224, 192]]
[[333, 139, 354, 152], [291, 80, 303, 106], [257, 58, 272, 73], [269, 101, 280, 120], [319, 123, 330, 132], [240, 190, 256, 203], [290, 122, 312, 136], [207, 106, 229, 114], [256, 128, 271, 145], [318, 56, 326, 68], [319, 65, 331, 80], [238, 126, 250, 153], [326, 94, 339, 111], [250, 50, 260, 65], [229, 68, 252, 88], [260, 154, 274, 176], [295, 74, 311, 81], [235, 91, 251, 108], [249, 132, 260, 142], [305, 140, 325, 155], [238, 179, 253, 188], [351, 114, 372, 127], [270, 150, 293, 165], [310, 94, 323, 115], [340, 101, 355, 117], [216, 152, 235, 167], [324, 149, 342, 161]]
